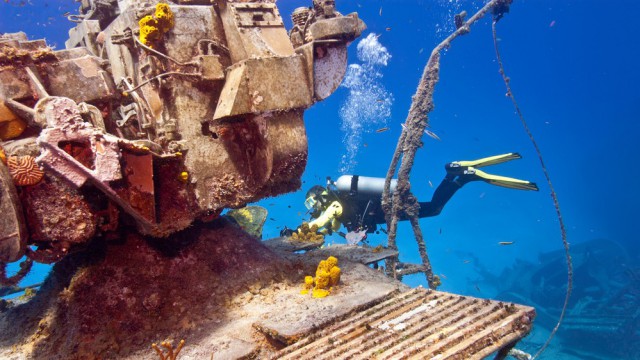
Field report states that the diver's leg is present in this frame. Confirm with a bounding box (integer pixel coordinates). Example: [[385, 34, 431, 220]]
[[418, 175, 464, 218]]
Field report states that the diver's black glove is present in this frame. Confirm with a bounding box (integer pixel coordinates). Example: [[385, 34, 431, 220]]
[[280, 226, 295, 237]]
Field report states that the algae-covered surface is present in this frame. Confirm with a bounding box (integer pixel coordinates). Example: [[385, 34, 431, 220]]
[[0, 219, 406, 359]]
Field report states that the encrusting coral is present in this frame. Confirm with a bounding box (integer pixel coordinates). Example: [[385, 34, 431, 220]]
[[291, 222, 324, 242], [139, 3, 175, 48], [300, 256, 341, 298]]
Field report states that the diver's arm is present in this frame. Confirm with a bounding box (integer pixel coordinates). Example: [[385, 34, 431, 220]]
[[309, 201, 343, 231]]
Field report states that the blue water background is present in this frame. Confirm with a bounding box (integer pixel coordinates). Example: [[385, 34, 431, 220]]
[[1, 0, 639, 358]]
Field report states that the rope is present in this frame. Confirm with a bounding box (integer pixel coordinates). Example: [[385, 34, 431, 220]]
[[491, 19, 573, 360], [381, 0, 506, 289]]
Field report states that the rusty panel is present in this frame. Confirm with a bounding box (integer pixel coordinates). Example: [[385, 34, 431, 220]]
[[213, 56, 312, 120], [231, 3, 283, 28], [119, 151, 155, 223], [273, 288, 535, 360], [0, 162, 26, 262], [40, 56, 116, 103]]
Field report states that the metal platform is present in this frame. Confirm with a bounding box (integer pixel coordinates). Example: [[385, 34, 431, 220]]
[[271, 287, 535, 360]]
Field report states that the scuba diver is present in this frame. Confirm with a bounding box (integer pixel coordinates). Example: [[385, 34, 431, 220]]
[[281, 153, 538, 243]]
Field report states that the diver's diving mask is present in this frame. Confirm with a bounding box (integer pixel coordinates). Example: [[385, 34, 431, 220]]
[[304, 195, 318, 210]]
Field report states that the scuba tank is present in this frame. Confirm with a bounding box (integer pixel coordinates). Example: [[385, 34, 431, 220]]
[[333, 175, 397, 198]]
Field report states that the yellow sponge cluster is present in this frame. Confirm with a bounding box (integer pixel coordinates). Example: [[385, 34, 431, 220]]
[[291, 222, 324, 242], [139, 3, 175, 48], [301, 256, 341, 298]]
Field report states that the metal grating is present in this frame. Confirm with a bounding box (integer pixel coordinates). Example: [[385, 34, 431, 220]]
[[271, 287, 535, 360]]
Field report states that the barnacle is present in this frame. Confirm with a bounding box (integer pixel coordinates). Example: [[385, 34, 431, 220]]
[[7, 155, 44, 186]]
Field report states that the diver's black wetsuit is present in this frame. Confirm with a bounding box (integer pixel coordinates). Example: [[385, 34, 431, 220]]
[[332, 175, 464, 233]]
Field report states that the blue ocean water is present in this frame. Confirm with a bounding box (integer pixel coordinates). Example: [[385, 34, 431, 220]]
[[1, 0, 639, 359]]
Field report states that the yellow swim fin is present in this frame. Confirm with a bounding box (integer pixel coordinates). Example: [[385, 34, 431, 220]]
[[471, 168, 539, 191], [452, 152, 522, 168]]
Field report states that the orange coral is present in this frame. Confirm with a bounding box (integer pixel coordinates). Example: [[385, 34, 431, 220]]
[[7, 155, 44, 186], [152, 339, 185, 360], [0, 118, 27, 140]]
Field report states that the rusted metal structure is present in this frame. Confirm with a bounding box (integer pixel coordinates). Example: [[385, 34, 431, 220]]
[[0, 0, 365, 280]]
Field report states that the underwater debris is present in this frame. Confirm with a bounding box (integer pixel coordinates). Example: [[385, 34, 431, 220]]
[[151, 339, 185, 360], [301, 256, 341, 298], [0, 0, 365, 279]]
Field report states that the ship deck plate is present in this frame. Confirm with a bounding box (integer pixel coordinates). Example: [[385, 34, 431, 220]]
[[271, 287, 535, 360]]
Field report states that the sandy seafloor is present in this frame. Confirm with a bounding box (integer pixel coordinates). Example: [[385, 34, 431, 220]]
[[1, 0, 639, 359]]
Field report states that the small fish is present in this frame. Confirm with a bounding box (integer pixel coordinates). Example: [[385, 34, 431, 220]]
[[499, 241, 515, 246], [385, 27, 391, 31], [268, 203, 275, 206], [379, 7, 382, 16], [363, 143, 368, 147], [376, 99, 384, 103], [475, 284, 481, 292], [549, 20, 556, 27], [463, 260, 471, 264], [269, 218, 276, 221], [401, 123, 439, 140], [428, 180, 433, 188], [376, 127, 389, 133], [440, 273, 448, 279], [287, 205, 291, 208], [425, 128, 441, 141], [439, 228, 442, 234], [419, 48, 424, 54]]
